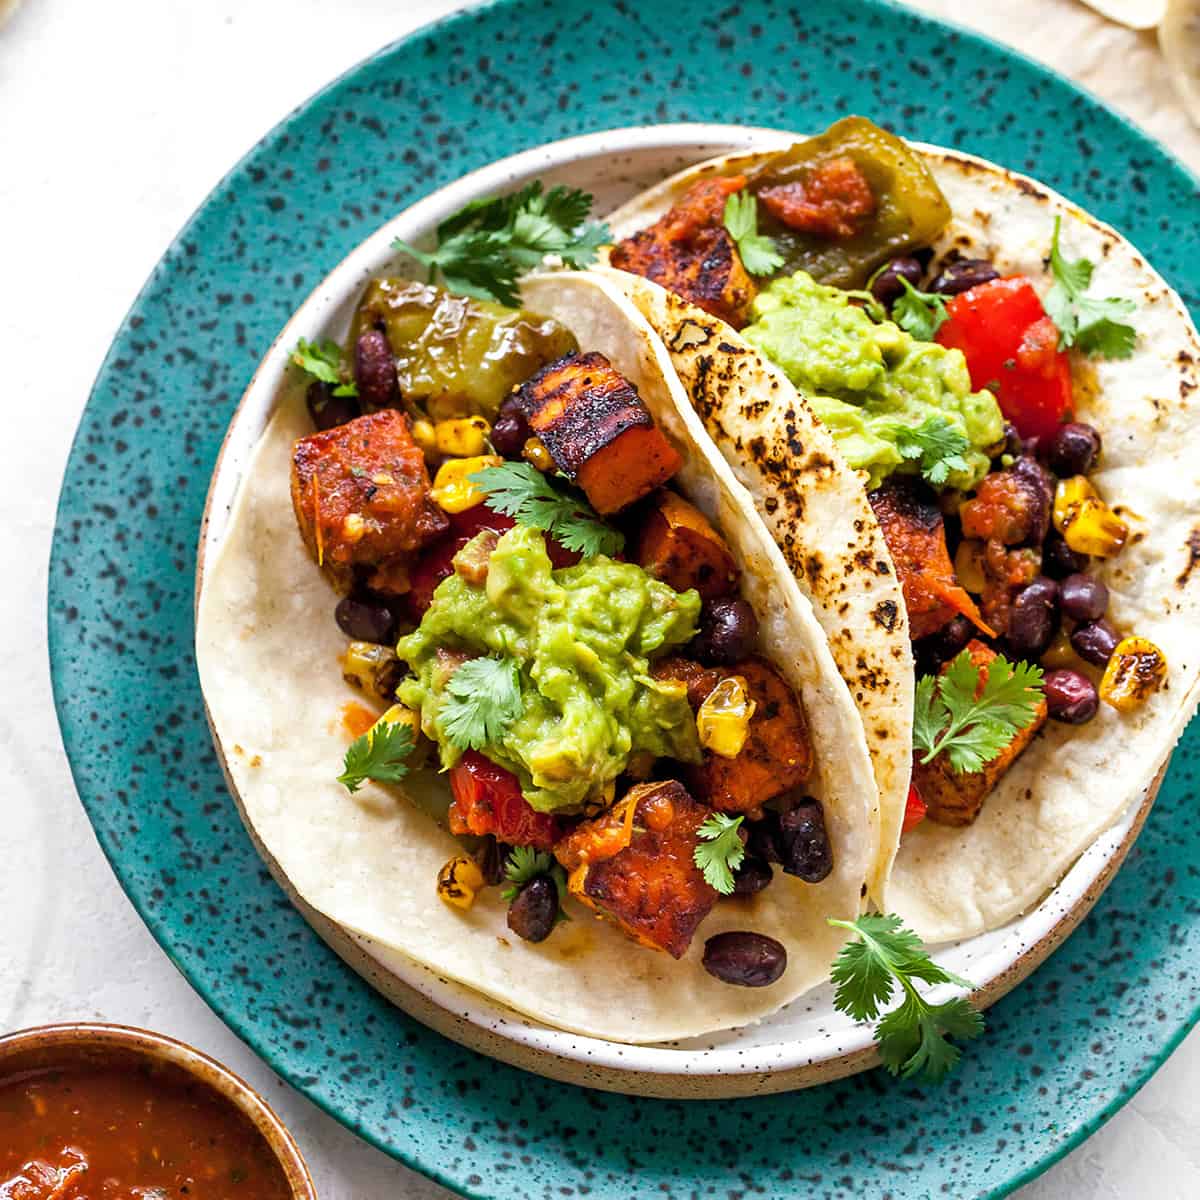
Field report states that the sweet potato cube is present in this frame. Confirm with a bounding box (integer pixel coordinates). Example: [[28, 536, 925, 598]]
[[913, 640, 1047, 826], [652, 656, 813, 815], [555, 780, 718, 958], [635, 489, 739, 599], [513, 351, 681, 514], [291, 409, 447, 588]]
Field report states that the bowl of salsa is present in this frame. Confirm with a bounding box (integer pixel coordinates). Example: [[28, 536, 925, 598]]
[[0, 1022, 316, 1199]]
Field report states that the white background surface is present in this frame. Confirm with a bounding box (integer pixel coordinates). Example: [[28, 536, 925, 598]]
[[1, 1, 1197, 1196]]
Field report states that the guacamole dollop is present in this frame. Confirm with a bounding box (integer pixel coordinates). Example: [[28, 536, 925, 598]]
[[396, 524, 702, 813], [742, 271, 1004, 490]]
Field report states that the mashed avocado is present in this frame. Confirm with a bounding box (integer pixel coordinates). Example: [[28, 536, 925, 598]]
[[743, 271, 1004, 490], [396, 524, 702, 812]]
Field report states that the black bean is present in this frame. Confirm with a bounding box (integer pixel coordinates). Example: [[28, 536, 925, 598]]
[[693, 598, 760, 666], [1042, 531, 1089, 580], [306, 380, 360, 431], [927, 615, 973, 665], [1059, 573, 1108, 623], [1044, 668, 1099, 724], [335, 594, 396, 644], [701, 931, 787, 987], [506, 876, 558, 943], [1009, 456, 1054, 546], [1046, 422, 1102, 478], [746, 812, 783, 864], [1070, 618, 1119, 667], [869, 256, 924, 307], [354, 328, 399, 410], [732, 856, 774, 896], [490, 397, 530, 459], [778, 799, 833, 883], [1007, 576, 1060, 660], [929, 258, 999, 296]]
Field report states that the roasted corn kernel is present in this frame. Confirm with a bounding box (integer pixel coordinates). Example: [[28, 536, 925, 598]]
[[437, 854, 485, 909], [435, 415, 491, 458], [342, 641, 402, 700], [1099, 636, 1167, 712], [377, 702, 421, 740], [953, 538, 987, 595], [411, 418, 437, 456], [696, 676, 757, 759], [431, 454, 501, 513], [1053, 476, 1129, 558], [523, 435, 555, 472]]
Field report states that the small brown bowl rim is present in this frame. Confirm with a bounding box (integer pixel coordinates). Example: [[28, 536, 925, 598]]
[[0, 1021, 316, 1198]]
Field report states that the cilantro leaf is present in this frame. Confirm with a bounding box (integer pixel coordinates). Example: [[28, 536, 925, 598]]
[[890, 277, 949, 342], [828, 913, 983, 1083], [291, 338, 359, 397], [469, 461, 624, 558], [693, 813, 746, 894], [500, 845, 570, 921], [722, 191, 784, 277], [1046, 216, 1137, 359], [337, 719, 415, 793], [439, 656, 524, 751], [889, 414, 972, 487], [913, 650, 1044, 775], [393, 183, 610, 306]]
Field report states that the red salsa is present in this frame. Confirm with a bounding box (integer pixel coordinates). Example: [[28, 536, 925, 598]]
[[0, 1059, 292, 1199]]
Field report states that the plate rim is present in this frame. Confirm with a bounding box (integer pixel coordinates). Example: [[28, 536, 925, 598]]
[[46, 0, 1200, 1195]]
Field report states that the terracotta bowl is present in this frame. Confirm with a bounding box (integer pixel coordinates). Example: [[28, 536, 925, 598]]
[[0, 1022, 316, 1197]]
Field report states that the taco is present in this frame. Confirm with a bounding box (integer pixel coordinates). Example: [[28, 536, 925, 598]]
[[598, 117, 1200, 942], [195, 266, 879, 1042]]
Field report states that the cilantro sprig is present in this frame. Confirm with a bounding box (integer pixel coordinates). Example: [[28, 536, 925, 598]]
[[469, 461, 624, 558], [1045, 216, 1137, 359], [337, 719, 414, 793], [393, 183, 610, 306], [829, 913, 984, 1082], [889, 414, 972, 487], [291, 338, 358, 397], [890, 276, 949, 342], [500, 846, 570, 921], [913, 650, 1044, 775], [693, 813, 746, 894], [440, 656, 525, 751], [722, 191, 784, 277]]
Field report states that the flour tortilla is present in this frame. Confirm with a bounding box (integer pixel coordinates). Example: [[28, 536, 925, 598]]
[[196, 271, 876, 1042], [601, 142, 1200, 942]]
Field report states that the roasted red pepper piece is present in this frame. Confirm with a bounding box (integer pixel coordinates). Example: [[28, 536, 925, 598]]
[[448, 751, 561, 850], [935, 277, 1072, 441], [901, 782, 927, 835]]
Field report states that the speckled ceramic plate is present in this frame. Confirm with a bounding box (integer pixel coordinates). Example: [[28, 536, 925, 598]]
[[49, 0, 1200, 1196], [197, 124, 1171, 1099]]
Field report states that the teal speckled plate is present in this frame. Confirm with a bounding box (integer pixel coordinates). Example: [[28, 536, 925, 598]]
[[49, 1, 1200, 1196]]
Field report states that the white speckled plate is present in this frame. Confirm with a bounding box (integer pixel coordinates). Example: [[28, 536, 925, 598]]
[[197, 126, 1165, 1098]]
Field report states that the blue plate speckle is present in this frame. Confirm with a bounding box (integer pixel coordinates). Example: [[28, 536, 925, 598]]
[[49, 1, 1200, 1197]]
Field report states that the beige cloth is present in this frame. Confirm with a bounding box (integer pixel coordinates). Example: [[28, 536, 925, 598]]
[[909, 0, 1200, 173]]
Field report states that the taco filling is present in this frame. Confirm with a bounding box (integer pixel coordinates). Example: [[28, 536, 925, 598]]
[[280, 277, 861, 975], [602, 117, 1179, 910]]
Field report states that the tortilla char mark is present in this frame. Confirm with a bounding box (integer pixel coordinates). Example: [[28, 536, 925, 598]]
[[610, 177, 756, 329], [555, 780, 718, 958]]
